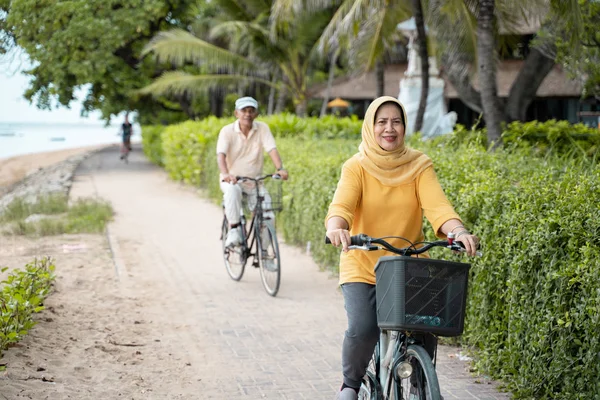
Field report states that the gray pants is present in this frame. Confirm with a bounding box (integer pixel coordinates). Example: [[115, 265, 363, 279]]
[[341, 283, 380, 389], [340, 283, 438, 389]]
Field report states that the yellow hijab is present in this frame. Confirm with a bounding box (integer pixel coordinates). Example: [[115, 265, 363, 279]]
[[356, 96, 432, 186]]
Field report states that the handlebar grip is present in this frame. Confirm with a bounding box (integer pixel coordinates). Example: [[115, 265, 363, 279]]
[[324, 235, 365, 246]]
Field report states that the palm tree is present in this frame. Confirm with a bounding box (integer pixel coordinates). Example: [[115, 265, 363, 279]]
[[428, 0, 582, 147], [412, 0, 429, 133], [139, 0, 332, 116], [476, 0, 502, 147], [272, 0, 413, 99]]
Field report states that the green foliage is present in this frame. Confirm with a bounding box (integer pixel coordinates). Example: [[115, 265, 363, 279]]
[[553, 0, 600, 99], [0, 257, 56, 362], [1, 195, 113, 236], [2, 0, 196, 121], [266, 113, 362, 139], [431, 120, 600, 162], [141, 125, 167, 166], [415, 138, 600, 399], [161, 118, 229, 185]]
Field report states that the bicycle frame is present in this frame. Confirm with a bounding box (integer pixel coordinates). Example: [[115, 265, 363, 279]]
[[236, 175, 278, 265]]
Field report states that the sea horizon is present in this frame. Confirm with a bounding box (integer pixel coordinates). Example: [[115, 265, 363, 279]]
[[0, 121, 140, 160]]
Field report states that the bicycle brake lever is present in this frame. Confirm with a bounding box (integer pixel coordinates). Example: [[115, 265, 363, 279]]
[[449, 245, 483, 257]]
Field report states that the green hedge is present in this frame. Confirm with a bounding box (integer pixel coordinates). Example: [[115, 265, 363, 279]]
[[142, 117, 600, 399], [141, 125, 166, 166]]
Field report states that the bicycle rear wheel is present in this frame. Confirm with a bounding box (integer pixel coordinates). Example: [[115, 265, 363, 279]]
[[256, 223, 281, 296], [394, 345, 441, 400], [221, 217, 247, 281]]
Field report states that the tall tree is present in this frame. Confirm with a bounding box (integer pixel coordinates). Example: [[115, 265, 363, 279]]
[[0, 0, 198, 123], [476, 0, 502, 147], [412, 0, 429, 133]]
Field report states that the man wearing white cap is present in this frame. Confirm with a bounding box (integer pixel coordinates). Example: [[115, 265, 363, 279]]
[[217, 96, 289, 247]]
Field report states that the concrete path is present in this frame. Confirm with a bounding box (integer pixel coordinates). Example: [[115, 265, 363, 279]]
[[69, 145, 511, 399]]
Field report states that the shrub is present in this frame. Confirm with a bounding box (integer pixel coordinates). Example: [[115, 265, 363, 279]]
[[141, 125, 166, 166], [0, 257, 55, 362]]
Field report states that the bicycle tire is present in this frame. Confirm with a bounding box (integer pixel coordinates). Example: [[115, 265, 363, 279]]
[[393, 345, 441, 400], [256, 223, 281, 296], [221, 217, 246, 281]]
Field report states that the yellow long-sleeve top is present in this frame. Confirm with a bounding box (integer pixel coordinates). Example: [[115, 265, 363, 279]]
[[325, 155, 461, 285]]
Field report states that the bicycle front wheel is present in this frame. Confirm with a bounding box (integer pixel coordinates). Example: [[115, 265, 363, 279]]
[[222, 217, 247, 281], [256, 223, 281, 296], [394, 345, 441, 400]]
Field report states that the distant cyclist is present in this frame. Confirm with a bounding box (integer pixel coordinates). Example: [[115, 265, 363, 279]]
[[120, 113, 133, 160], [217, 96, 289, 248]]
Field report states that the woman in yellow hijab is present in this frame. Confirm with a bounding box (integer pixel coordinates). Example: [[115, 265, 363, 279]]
[[325, 96, 479, 399]]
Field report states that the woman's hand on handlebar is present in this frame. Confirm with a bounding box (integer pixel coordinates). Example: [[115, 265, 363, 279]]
[[326, 228, 351, 252], [221, 174, 237, 184], [457, 232, 480, 256]]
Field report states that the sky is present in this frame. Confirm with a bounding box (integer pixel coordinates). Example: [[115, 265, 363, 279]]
[[0, 50, 107, 125]]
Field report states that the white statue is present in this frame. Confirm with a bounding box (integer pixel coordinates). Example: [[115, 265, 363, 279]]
[[397, 18, 457, 137]]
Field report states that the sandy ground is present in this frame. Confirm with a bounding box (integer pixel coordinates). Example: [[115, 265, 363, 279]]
[[0, 146, 510, 400], [0, 145, 110, 190]]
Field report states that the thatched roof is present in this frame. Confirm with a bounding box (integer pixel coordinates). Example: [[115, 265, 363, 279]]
[[312, 61, 581, 100]]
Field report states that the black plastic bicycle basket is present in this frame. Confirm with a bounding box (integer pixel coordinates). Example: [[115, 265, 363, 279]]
[[374, 256, 471, 337]]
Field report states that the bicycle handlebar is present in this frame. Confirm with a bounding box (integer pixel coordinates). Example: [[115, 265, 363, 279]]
[[325, 233, 479, 256], [236, 174, 282, 182]]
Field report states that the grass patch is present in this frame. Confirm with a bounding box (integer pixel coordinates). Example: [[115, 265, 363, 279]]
[[1, 195, 114, 236], [0, 193, 69, 222]]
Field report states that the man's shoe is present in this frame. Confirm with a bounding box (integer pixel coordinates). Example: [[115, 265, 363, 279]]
[[225, 227, 242, 248], [334, 387, 358, 400], [260, 250, 278, 272]]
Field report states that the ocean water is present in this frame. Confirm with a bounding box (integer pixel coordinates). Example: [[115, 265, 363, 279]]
[[0, 122, 141, 160]]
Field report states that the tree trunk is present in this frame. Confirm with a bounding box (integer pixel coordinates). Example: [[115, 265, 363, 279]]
[[321, 51, 339, 117], [412, 0, 429, 133], [477, 0, 503, 149], [375, 59, 385, 97], [209, 88, 224, 118], [441, 52, 483, 113], [295, 98, 307, 117], [275, 84, 287, 113], [505, 46, 556, 121], [268, 73, 278, 115]]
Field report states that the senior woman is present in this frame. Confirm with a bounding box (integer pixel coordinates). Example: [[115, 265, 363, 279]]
[[325, 96, 479, 400]]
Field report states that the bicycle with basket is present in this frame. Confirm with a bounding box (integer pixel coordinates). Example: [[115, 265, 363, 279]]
[[327, 232, 478, 399], [221, 174, 283, 296]]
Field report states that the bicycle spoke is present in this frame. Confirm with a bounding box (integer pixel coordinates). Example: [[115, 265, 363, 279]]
[[222, 218, 246, 281], [257, 224, 281, 296]]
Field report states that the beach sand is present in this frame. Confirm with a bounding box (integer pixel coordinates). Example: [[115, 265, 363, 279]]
[[0, 145, 114, 190]]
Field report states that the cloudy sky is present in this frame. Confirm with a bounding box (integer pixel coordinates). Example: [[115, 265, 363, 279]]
[[0, 51, 105, 125]]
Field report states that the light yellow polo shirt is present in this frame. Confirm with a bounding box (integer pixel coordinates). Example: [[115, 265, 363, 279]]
[[216, 120, 277, 178], [325, 156, 461, 285]]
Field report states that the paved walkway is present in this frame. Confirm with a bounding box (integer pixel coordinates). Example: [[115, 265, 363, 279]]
[[70, 145, 511, 399]]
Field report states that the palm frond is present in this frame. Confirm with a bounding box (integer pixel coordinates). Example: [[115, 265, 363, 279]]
[[142, 29, 256, 73], [137, 71, 276, 99], [427, 0, 477, 62]]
